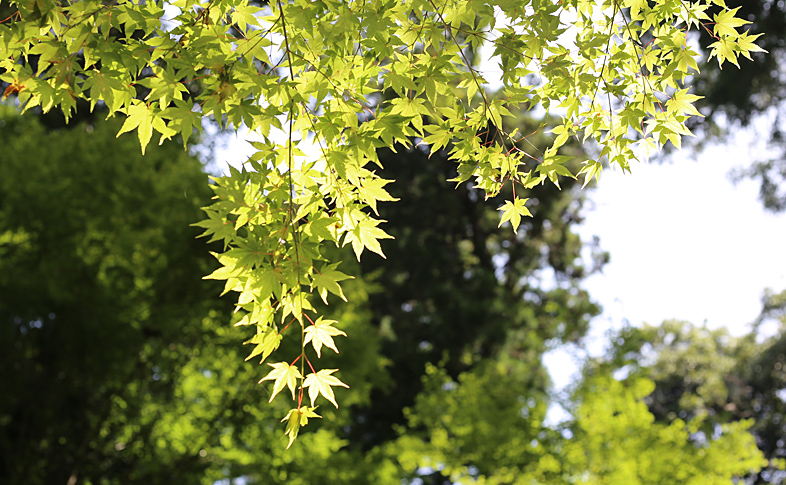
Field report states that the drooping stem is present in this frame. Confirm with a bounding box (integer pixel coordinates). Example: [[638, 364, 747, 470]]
[[277, 0, 307, 408]]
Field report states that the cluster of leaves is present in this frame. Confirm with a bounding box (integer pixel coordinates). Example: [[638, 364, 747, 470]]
[[0, 0, 763, 439]]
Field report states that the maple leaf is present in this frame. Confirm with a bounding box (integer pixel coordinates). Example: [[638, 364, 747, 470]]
[[161, 99, 202, 147], [666, 89, 703, 117], [357, 177, 398, 215], [709, 39, 739, 68], [304, 369, 349, 408], [117, 100, 155, 154], [259, 362, 302, 402], [736, 30, 768, 61], [311, 264, 353, 305], [498, 198, 531, 232], [343, 217, 393, 261], [304, 317, 347, 358], [713, 7, 749, 38], [578, 160, 604, 189], [244, 326, 282, 363], [116, 100, 176, 154], [281, 407, 321, 449], [625, 0, 648, 20]]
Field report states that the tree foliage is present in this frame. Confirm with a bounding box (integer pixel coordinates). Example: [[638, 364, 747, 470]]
[[0, 103, 771, 481], [0, 108, 228, 483], [392, 364, 765, 484], [0, 0, 764, 437], [595, 297, 786, 483]]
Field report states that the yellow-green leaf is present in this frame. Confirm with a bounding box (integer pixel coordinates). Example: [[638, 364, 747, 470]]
[[304, 317, 347, 358], [303, 369, 349, 408], [259, 362, 302, 402]]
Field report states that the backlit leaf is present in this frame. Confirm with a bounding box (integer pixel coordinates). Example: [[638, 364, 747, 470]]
[[304, 369, 349, 408]]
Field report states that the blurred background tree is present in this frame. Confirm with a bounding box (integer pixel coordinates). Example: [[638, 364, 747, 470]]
[[592, 294, 786, 484]]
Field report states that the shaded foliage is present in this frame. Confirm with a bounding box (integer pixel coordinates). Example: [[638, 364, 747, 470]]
[[0, 107, 223, 483]]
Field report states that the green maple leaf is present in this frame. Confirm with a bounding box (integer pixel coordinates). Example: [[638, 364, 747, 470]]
[[709, 39, 739, 68], [713, 7, 749, 38], [304, 317, 347, 358], [116, 100, 175, 154], [244, 326, 282, 363], [343, 217, 393, 260], [83, 70, 127, 113], [202, 252, 239, 282], [358, 177, 398, 215], [423, 124, 453, 153], [162, 99, 202, 147], [116, 100, 154, 154], [625, 0, 648, 20], [736, 30, 767, 61], [311, 263, 353, 304], [537, 147, 576, 188], [304, 369, 349, 408], [498, 198, 531, 232], [281, 407, 321, 449], [259, 362, 302, 402], [666, 89, 703, 117], [192, 209, 236, 248], [578, 160, 603, 189]]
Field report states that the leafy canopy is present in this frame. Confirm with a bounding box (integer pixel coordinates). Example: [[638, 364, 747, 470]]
[[0, 0, 762, 442]]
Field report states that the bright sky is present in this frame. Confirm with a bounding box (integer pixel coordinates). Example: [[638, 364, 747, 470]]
[[581, 146, 786, 335], [544, 118, 786, 399]]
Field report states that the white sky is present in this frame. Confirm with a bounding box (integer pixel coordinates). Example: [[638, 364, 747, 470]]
[[581, 145, 786, 337], [544, 119, 786, 405]]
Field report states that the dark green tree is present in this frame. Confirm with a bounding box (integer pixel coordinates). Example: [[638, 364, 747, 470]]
[[0, 100, 604, 484], [0, 106, 228, 483], [350, 116, 600, 452]]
